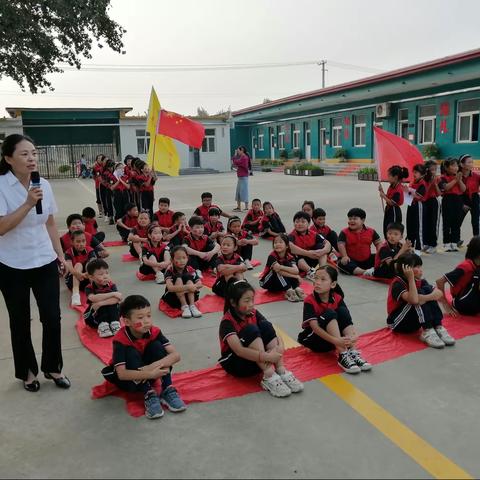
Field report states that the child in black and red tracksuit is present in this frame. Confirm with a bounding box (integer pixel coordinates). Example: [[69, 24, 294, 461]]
[[61, 213, 107, 258], [242, 198, 263, 234], [101, 295, 186, 419], [127, 210, 151, 258], [84, 259, 122, 338], [111, 162, 131, 221], [138, 163, 156, 216], [422, 160, 441, 254], [93, 154, 105, 217], [183, 216, 220, 275], [227, 216, 259, 271], [259, 201, 286, 238], [310, 208, 339, 252], [116, 203, 139, 242], [165, 212, 190, 247], [439, 158, 466, 252], [204, 207, 225, 242], [154, 197, 175, 234], [406, 163, 427, 254], [259, 233, 303, 302], [437, 236, 480, 316], [65, 230, 98, 307], [212, 235, 247, 297], [459, 154, 480, 238], [140, 223, 171, 284], [378, 165, 408, 238], [337, 208, 382, 276], [193, 192, 231, 222], [101, 159, 116, 224], [82, 207, 106, 244], [297, 265, 371, 374]]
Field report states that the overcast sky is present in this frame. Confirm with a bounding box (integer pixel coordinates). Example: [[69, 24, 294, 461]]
[[1, 0, 479, 117]]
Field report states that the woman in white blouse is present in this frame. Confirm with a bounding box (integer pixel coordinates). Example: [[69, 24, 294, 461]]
[[0, 135, 70, 392]]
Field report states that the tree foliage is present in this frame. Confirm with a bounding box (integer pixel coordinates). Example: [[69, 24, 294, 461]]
[[0, 0, 125, 93], [196, 106, 209, 117]]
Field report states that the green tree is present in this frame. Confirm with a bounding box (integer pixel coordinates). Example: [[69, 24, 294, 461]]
[[0, 0, 125, 93]]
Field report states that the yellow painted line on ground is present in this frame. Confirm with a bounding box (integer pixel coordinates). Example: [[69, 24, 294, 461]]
[[274, 325, 300, 349], [321, 375, 473, 480]]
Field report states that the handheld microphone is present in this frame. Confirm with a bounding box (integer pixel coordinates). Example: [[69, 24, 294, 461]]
[[30, 171, 42, 214]]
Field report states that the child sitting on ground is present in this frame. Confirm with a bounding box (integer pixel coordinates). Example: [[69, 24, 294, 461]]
[[212, 235, 247, 297], [65, 230, 98, 306], [301, 200, 315, 221], [61, 213, 108, 258], [193, 192, 231, 222], [310, 208, 339, 252], [337, 208, 382, 276], [162, 246, 203, 318], [227, 216, 259, 270], [164, 211, 190, 247], [259, 234, 304, 302], [82, 207, 106, 244], [127, 210, 151, 258], [183, 216, 221, 276], [101, 295, 186, 419], [436, 236, 480, 316], [288, 211, 331, 281], [297, 266, 371, 373], [374, 223, 412, 279], [84, 259, 122, 338], [116, 203, 139, 242], [387, 253, 455, 348], [140, 223, 171, 284], [204, 207, 225, 242], [154, 197, 175, 233], [242, 198, 263, 234], [218, 279, 304, 397], [259, 201, 286, 238]]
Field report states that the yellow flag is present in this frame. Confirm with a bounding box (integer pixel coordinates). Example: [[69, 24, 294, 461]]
[[146, 87, 180, 176]]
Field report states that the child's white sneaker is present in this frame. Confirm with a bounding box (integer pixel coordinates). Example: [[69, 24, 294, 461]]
[[98, 322, 113, 338], [195, 269, 203, 279], [189, 304, 202, 318], [363, 267, 375, 277], [306, 268, 316, 281], [285, 288, 298, 302], [294, 287, 306, 301], [420, 328, 445, 348], [181, 305, 192, 318], [279, 370, 304, 393], [435, 326, 455, 346], [244, 259, 253, 270], [260, 372, 291, 398], [450, 243, 459, 252], [155, 271, 165, 284], [71, 293, 81, 306], [329, 252, 338, 262], [110, 321, 121, 335], [425, 246, 437, 254]]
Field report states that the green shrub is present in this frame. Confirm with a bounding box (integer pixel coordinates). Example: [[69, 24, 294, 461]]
[[58, 164, 71, 174], [422, 143, 440, 159], [358, 167, 377, 175], [279, 150, 288, 159], [333, 148, 347, 159], [293, 148, 302, 158]]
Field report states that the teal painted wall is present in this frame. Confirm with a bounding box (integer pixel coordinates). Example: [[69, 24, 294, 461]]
[[24, 126, 118, 146]]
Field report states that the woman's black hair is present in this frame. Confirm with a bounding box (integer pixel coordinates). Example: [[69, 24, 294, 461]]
[[221, 234, 238, 247], [465, 236, 480, 261], [0, 134, 35, 175], [387, 165, 409, 182], [272, 233, 291, 254], [315, 265, 345, 298], [224, 278, 255, 313], [238, 145, 250, 158], [394, 253, 423, 279], [440, 157, 459, 175]]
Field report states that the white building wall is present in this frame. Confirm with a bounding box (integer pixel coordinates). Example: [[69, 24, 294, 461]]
[[0, 117, 24, 138]]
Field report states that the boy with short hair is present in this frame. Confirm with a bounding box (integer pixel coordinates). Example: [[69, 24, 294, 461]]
[[337, 208, 382, 276], [288, 211, 331, 281], [61, 213, 108, 258], [204, 207, 225, 241], [164, 211, 190, 247], [116, 203, 139, 242], [65, 230, 98, 306], [154, 197, 175, 233], [82, 206, 106, 244], [84, 259, 122, 338], [259, 201, 286, 237], [242, 198, 263, 234], [101, 295, 186, 419], [310, 208, 338, 252], [193, 192, 231, 222]]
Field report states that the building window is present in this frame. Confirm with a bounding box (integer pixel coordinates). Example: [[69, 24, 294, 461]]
[[353, 114, 366, 147], [258, 134, 264, 150], [202, 128, 216, 152], [278, 126, 285, 149], [418, 105, 436, 144], [397, 108, 409, 139], [332, 118, 342, 147], [136, 129, 150, 155], [457, 99, 480, 143], [292, 129, 300, 149]]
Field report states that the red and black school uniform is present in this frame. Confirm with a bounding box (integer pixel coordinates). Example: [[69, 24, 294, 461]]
[[101, 325, 173, 394], [460, 171, 480, 237], [422, 178, 440, 249], [112, 174, 130, 221], [439, 174, 464, 245], [100, 170, 115, 218], [128, 224, 149, 258], [60, 231, 101, 253], [116, 213, 138, 242], [139, 241, 170, 276], [183, 233, 217, 271], [406, 179, 426, 251], [383, 182, 404, 238], [93, 163, 104, 208], [230, 229, 255, 261], [288, 229, 327, 269], [444, 259, 480, 315], [297, 291, 353, 352], [128, 170, 142, 209], [212, 253, 244, 297], [162, 265, 201, 308], [373, 240, 402, 279], [83, 281, 120, 329], [138, 174, 156, 216], [242, 209, 264, 234], [259, 250, 300, 292], [386, 276, 443, 332], [218, 308, 277, 377], [194, 204, 222, 222], [64, 246, 97, 290], [83, 218, 105, 244], [204, 219, 225, 240], [337, 226, 380, 275], [154, 209, 175, 230], [259, 212, 286, 237], [310, 223, 339, 251], [167, 224, 190, 247]]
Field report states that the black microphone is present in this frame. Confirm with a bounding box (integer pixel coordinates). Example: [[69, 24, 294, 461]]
[[30, 171, 42, 214]]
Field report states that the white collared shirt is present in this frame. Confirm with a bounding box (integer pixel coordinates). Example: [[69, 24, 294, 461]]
[[0, 171, 58, 269]]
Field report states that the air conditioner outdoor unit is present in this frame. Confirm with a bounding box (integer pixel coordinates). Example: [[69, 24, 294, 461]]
[[375, 103, 391, 118]]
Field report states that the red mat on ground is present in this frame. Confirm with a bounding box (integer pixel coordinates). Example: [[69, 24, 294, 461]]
[[91, 312, 480, 417], [359, 275, 392, 285], [122, 253, 138, 262], [103, 240, 127, 247], [201, 259, 262, 288], [136, 271, 156, 282]]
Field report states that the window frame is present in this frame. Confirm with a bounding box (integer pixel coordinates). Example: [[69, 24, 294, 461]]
[[202, 128, 216, 153], [456, 99, 480, 143], [258, 134, 264, 151], [353, 115, 366, 147], [418, 105, 436, 145], [397, 108, 409, 139], [332, 117, 342, 148], [292, 129, 300, 149], [135, 129, 150, 155]]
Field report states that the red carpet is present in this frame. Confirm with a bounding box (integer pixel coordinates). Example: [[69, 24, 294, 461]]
[[136, 271, 156, 282], [359, 275, 392, 284], [103, 240, 127, 247], [122, 253, 138, 262]]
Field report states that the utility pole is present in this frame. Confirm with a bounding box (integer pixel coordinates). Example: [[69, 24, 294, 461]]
[[317, 60, 327, 88]]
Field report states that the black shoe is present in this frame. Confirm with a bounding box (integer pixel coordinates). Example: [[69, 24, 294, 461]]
[[23, 380, 40, 392], [44, 373, 71, 389]]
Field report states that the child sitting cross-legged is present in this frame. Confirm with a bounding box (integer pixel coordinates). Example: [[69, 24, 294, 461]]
[[387, 253, 455, 348], [140, 223, 171, 284], [218, 279, 304, 397], [84, 259, 122, 338], [298, 265, 372, 374], [259, 233, 304, 302], [259, 201, 286, 238], [227, 216, 259, 270], [310, 208, 339, 253], [116, 203, 139, 243], [81, 207, 106, 244], [162, 246, 203, 318], [127, 210, 151, 259], [242, 198, 263, 234], [61, 213, 108, 258], [101, 295, 186, 419], [204, 207, 225, 242], [164, 211, 190, 247], [153, 197, 175, 234], [212, 235, 247, 297]]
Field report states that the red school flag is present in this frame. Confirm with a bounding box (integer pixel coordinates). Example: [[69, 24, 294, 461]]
[[373, 126, 423, 182], [157, 110, 205, 149]]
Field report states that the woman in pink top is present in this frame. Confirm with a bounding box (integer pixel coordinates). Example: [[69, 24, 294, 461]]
[[232, 146, 250, 211]]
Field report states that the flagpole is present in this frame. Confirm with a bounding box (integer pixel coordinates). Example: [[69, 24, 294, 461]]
[[373, 128, 385, 213]]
